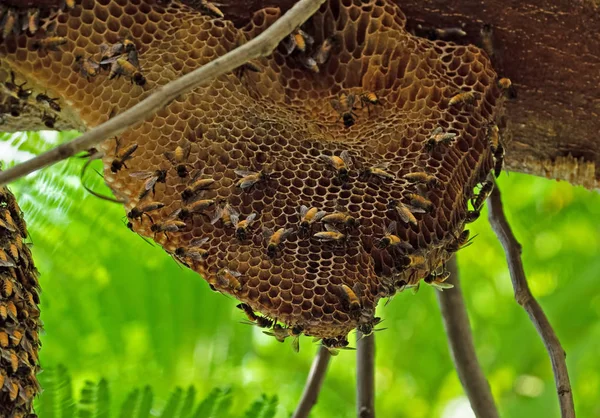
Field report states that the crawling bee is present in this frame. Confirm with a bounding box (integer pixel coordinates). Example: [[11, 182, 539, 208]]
[[357, 317, 385, 337], [424, 270, 453, 291], [299, 55, 319, 73], [498, 77, 512, 90], [198, 0, 224, 18], [216, 268, 242, 291], [150, 220, 186, 239], [231, 212, 257, 241], [181, 174, 215, 201], [32, 36, 68, 51], [321, 209, 357, 229], [264, 227, 294, 258], [211, 203, 235, 227], [42, 113, 58, 129], [377, 221, 408, 250], [0, 211, 17, 233], [314, 224, 346, 244], [360, 91, 379, 114], [5, 194, 28, 238], [298, 205, 326, 237], [447, 230, 477, 253], [3, 72, 32, 100], [235, 167, 271, 190], [237, 303, 273, 328], [110, 139, 138, 173], [26, 9, 40, 34], [465, 210, 480, 223], [108, 57, 146, 86], [174, 237, 209, 264], [263, 324, 288, 343], [130, 169, 167, 199], [488, 124, 500, 152], [402, 254, 426, 269], [471, 180, 494, 211], [313, 36, 336, 65], [321, 337, 353, 356], [75, 55, 100, 80], [403, 171, 438, 188], [498, 77, 517, 99], [361, 162, 394, 181], [493, 143, 505, 177], [173, 199, 216, 220], [426, 127, 457, 152], [126, 201, 164, 222], [36, 93, 61, 112], [1, 8, 17, 39], [331, 93, 358, 128], [449, 91, 476, 106], [60, 0, 76, 10], [0, 248, 15, 268], [319, 150, 352, 182], [283, 28, 314, 54], [339, 283, 362, 318], [388, 199, 421, 227], [164, 145, 193, 178], [407, 193, 433, 213], [100, 37, 137, 61]]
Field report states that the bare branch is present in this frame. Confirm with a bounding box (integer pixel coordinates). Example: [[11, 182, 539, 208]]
[[292, 345, 332, 418], [487, 184, 575, 418], [436, 256, 499, 418], [0, 0, 327, 186], [356, 331, 375, 418]]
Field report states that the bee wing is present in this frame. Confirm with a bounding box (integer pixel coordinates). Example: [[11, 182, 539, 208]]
[[245, 213, 257, 224], [330, 99, 342, 112], [339, 150, 352, 167], [0, 259, 16, 268], [346, 93, 356, 108], [318, 154, 332, 165], [283, 35, 296, 55], [228, 269, 242, 277], [210, 206, 223, 225], [281, 228, 294, 241], [99, 55, 120, 65], [324, 224, 339, 233], [230, 212, 240, 227], [168, 208, 182, 220], [262, 227, 273, 241], [405, 204, 427, 214], [143, 176, 159, 191], [163, 150, 175, 163], [314, 211, 326, 222], [299, 205, 308, 218], [298, 29, 314, 45], [431, 282, 455, 291], [352, 282, 363, 298], [429, 127, 443, 138], [386, 221, 397, 234], [291, 336, 300, 353], [190, 237, 209, 247], [234, 169, 256, 177]]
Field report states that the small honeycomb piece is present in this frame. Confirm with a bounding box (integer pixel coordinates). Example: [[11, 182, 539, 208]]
[[0, 0, 505, 341]]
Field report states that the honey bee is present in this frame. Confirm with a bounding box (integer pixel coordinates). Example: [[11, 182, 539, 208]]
[[313, 36, 336, 65], [283, 28, 314, 54], [377, 221, 405, 249], [339, 283, 362, 317], [173, 199, 216, 220], [3, 72, 33, 100], [237, 303, 273, 328], [164, 145, 193, 177], [109, 57, 146, 86], [449, 91, 476, 106], [465, 210, 480, 223], [498, 77, 511, 90], [0, 332, 7, 348], [360, 91, 379, 114], [231, 212, 257, 241], [299, 55, 319, 73], [174, 237, 209, 265], [426, 126, 457, 151], [299, 205, 326, 237], [287, 325, 303, 353], [198, 0, 224, 19], [0, 210, 17, 233], [402, 254, 426, 269], [0, 248, 16, 268], [488, 124, 500, 152], [387, 199, 423, 227], [8, 329, 22, 346], [357, 317, 385, 337], [211, 202, 235, 227], [216, 268, 242, 291], [36, 93, 61, 112], [32, 36, 68, 51], [361, 162, 394, 181], [263, 324, 289, 343], [75, 55, 100, 80], [331, 93, 358, 128], [60, 0, 76, 10], [6, 301, 17, 321], [1, 349, 18, 373], [181, 174, 215, 200], [403, 171, 438, 188], [493, 143, 505, 177], [319, 150, 352, 182], [321, 208, 357, 229], [1, 278, 14, 298], [321, 337, 353, 356], [480, 24, 495, 59], [471, 179, 494, 211], [447, 230, 477, 253], [1, 8, 17, 39], [424, 270, 453, 291], [100, 37, 137, 61], [126, 201, 165, 222], [264, 227, 294, 258], [41, 113, 57, 129], [150, 220, 186, 239], [235, 168, 270, 190], [313, 224, 345, 243], [406, 193, 433, 213], [27, 8, 40, 34], [110, 139, 138, 173], [129, 169, 167, 199]]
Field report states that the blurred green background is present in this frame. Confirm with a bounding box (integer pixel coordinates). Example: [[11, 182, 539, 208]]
[[1, 131, 599, 417]]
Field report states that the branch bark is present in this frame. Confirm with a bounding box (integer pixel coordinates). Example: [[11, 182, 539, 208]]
[[0, 0, 327, 186], [436, 256, 499, 418], [356, 332, 375, 418], [292, 345, 332, 418], [487, 184, 575, 418]]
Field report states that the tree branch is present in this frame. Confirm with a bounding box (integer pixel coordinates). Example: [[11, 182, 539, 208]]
[[436, 256, 499, 418], [356, 331, 375, 418], [292, 345, 332, 418], [0, 0, 326, 186], [487, 184, 575, 418]]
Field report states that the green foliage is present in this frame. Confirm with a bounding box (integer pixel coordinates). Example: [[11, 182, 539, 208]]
[[2, 131, 600, 418]]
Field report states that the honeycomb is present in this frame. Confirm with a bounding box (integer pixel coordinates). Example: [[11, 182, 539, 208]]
[[0, 181, 41, 418], [0, 0, 504, 344]]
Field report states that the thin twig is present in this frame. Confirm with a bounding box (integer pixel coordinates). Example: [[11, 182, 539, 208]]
[[0, 0, 327, 186], [436, 256, 499, 418], [488, 184, 575, 418], [356, 331, 375, 418], [292, 345, 332, 418]]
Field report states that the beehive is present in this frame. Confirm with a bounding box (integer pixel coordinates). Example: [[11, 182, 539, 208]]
[[0, 182, 41, 417], [0, 0, 504, 345]]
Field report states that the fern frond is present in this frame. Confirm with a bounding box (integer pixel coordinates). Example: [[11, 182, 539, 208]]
[[119, 388, 140, 418], [178, 386, 196, 418], [96, 379, 110, 418], [159, 387, 183, 418], [136, 385, 153, 418]]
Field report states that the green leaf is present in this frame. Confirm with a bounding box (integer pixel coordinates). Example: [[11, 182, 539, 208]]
[[78, 381, 96, 418], [119, 389, 140, 418], [260, 395, 278, 418], [159, 387, 183, 418], [192, 388, 223, 418], [96, 379, 110, 418], [57, 365, 77, 418], [136, 385, 153, 418], [178, 386, 196, 418], [243, 394, 268, 418]]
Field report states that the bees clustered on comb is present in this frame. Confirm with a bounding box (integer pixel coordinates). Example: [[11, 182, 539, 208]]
[[0, 182, 41, 418], [0, 0, 511, 352]]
